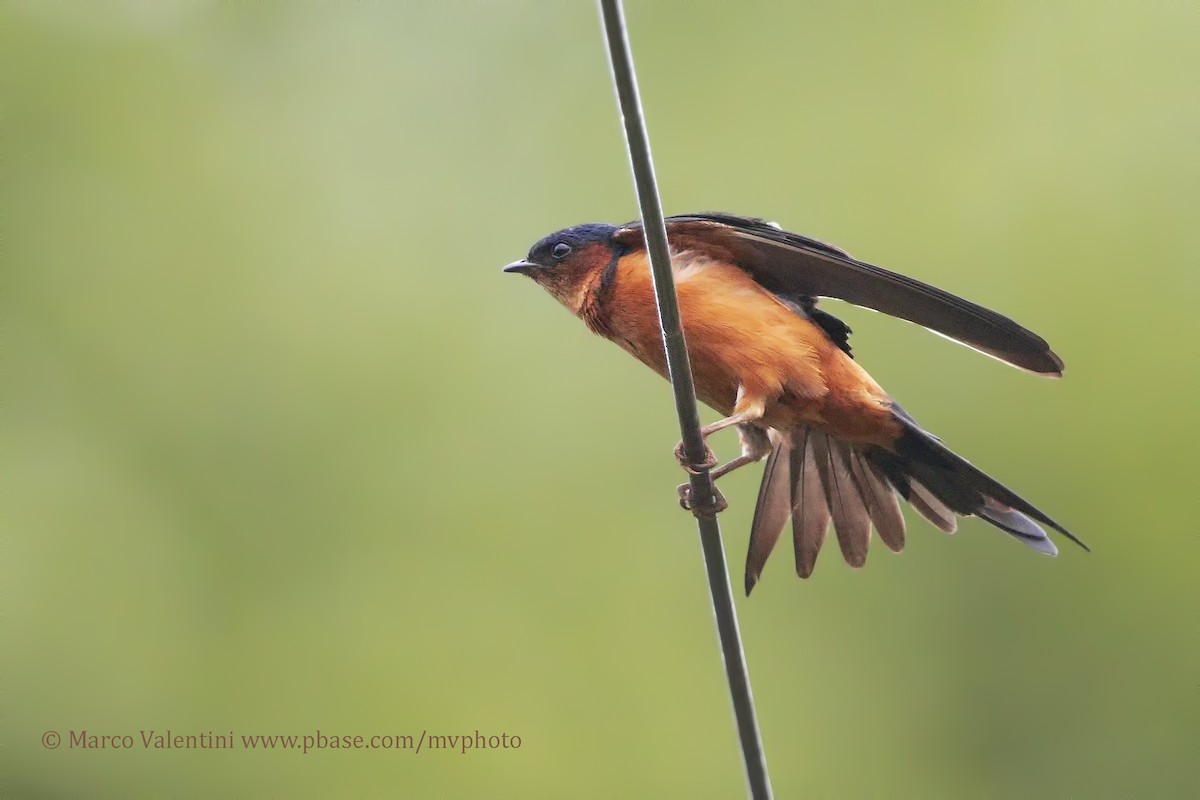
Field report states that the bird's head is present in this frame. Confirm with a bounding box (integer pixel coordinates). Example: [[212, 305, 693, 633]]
[[504, 223, 622, 313]]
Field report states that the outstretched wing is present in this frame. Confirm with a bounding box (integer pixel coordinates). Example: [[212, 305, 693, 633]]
[[617, 212, 1064, 376]]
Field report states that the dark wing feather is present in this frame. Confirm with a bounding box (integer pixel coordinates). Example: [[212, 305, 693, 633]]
[[847, 453, 906, 552], [811, 435, 872, 567], [807, 305, 853, 358], [661, 213, 1064, 376], [744, 439, 792, 595], [790, 429, 831, 579]]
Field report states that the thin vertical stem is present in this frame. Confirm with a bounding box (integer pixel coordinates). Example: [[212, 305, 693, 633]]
[[596, 2, 773, 798]]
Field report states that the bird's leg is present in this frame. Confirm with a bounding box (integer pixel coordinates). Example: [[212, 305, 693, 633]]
[[712, 424, 772, 481], [678, 424, 771, 513], [676, 389, 770, 513], [673, 414, 744, 474], [674, 386, 766, 473]]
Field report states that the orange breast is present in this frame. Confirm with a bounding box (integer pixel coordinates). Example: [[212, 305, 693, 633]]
[[598, 252, 900, 447]]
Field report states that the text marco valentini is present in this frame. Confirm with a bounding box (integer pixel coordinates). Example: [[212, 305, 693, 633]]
[[69, 730, 238, 750]]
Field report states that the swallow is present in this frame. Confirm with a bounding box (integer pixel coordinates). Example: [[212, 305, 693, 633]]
[[505, 213, 1086, 592]]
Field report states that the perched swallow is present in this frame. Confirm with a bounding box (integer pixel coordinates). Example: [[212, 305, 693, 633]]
[[505, 213, 1086, 592]]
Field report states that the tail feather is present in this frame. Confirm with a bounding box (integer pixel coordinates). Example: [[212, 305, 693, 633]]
[[742, 414, 1085, 593], [887, 417, 1089, 553], [978, 500, 1058, 556], [909, 482, 959, 533], [869, 449, 958, 532]]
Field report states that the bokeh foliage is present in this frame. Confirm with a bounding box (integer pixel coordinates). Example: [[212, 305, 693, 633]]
[[5, 2, 1198, 797]]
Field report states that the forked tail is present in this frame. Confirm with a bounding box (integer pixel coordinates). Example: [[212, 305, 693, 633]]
[[871, 410, 1087, 552], [744, 408, 1086, 594]]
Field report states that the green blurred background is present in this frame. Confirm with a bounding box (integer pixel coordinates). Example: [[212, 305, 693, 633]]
[[6, 2, 1198, 797]]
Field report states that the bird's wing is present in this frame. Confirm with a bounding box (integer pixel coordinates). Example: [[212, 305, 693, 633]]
[[615, 212, 1064, 376]]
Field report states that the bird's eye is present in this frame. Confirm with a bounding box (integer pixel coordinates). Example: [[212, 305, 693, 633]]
[[552, 242, 572, 260]]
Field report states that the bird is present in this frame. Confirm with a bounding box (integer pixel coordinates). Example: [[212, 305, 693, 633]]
[[504, 212, 1086, 593]]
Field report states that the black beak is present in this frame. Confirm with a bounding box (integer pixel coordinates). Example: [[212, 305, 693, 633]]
[[503, 260, 538, 274]]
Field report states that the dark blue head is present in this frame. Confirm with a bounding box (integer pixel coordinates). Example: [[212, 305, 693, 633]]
[[505, 223, 618, 273], [504, 222, 621, 311]]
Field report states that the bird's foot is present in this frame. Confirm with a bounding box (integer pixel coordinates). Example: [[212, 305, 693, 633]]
[[674, 441, 718, 475], [677, 482, 728, 515]]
